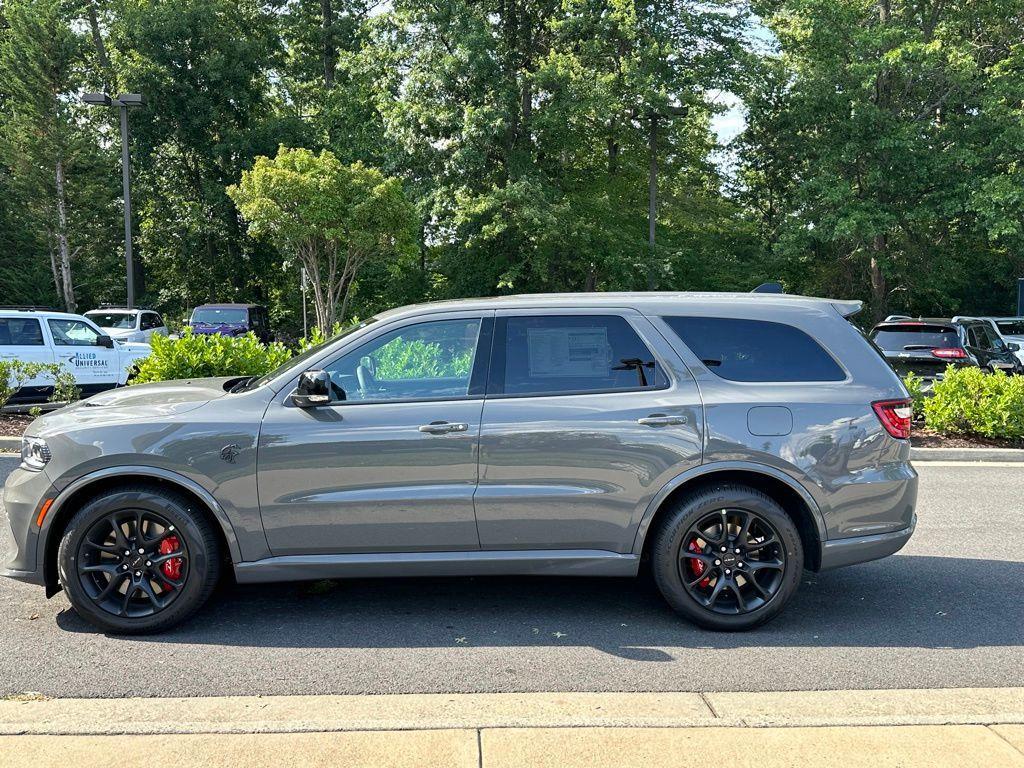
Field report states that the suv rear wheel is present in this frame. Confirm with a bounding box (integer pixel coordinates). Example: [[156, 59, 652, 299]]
[[57, 486, 221, 634], [651, 483, 803, 631]]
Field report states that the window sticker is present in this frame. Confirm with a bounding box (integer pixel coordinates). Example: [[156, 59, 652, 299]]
[[526, 327, 610, 378]]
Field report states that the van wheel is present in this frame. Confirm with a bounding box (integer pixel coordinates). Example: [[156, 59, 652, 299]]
[[651, 483, 803, 631], [57, 486, 221, 634]]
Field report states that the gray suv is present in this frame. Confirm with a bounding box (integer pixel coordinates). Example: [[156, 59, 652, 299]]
[[2, 293, 918, 633]]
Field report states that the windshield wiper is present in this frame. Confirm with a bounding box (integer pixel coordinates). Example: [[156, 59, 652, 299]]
[[228, 376, 255, 393]]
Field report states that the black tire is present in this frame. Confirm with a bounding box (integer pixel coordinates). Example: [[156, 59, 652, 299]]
[[651, 483, 803, 631], [57, 485, 221, 634]]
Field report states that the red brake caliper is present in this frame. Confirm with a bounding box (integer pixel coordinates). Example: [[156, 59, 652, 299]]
[[688, 538, 711, 588], [159, 536, 182, 588]]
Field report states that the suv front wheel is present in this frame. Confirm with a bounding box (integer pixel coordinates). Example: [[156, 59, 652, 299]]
[[57, 485, 221, 634], [651, 483, 803, 631]]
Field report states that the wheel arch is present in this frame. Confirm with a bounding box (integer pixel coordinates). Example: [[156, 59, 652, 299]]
[[38, 466, 241, 595], [633, 463, 825, 572]]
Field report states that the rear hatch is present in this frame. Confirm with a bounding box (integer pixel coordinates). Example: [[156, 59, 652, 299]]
[[870, 323, 963, 379]]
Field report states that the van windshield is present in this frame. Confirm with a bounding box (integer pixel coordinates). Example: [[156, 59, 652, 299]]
[[192, 308, 248, 325], [86, 312, 136, 329], [995, 320, 1024, 336]]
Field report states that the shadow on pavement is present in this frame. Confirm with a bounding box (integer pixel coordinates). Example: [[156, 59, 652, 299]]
[[54, 554, 1023, 658]]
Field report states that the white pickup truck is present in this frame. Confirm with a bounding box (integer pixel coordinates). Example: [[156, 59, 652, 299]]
[[0, 309, 151, 404]]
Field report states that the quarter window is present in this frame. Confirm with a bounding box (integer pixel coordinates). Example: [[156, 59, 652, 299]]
[[664, 316, 845, 383], [48, 318, 101, 347], [324, 318, 482, 402], [493, 315, 666, 396], [0, 318, 44, 346]]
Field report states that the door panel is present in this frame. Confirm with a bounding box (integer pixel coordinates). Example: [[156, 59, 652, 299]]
[[258, 399, 484, 554], [475, 311, 702, 553], [257, 313, 491, 555], [46, 317, 120, 387], [0, 317, 53, 387]]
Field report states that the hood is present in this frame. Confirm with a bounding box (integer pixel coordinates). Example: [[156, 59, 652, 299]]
[[29, 377, 237, 437], [190, 322, 249, 336], [104, 327, 136, 338]]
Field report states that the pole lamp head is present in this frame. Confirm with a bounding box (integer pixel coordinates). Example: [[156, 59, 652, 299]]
[[115, 94, 145, 107], [82, 92, 112, 106]]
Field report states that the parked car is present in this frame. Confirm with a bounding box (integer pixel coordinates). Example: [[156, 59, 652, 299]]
[[971, 317, 1024, 367], [3, 292, 917, 634], [870, 317, 1023, 389], [187, 304, 272, 343], [84, 307, 168, 344], [0, 309, 151, 404]]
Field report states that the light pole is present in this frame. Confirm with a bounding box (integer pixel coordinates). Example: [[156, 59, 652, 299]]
[[646, 104, 688, 290], [83, 92, 145, 309]]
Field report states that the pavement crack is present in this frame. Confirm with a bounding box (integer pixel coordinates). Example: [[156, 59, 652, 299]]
[[699, 692, 720, 719], [987, 725, 1024, 757]]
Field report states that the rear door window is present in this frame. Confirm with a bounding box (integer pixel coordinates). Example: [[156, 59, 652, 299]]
[[664, 316, 845, 382], [871, 325, 959, 351], [491, 315, 667, 396], [0, 318, 44, 345]]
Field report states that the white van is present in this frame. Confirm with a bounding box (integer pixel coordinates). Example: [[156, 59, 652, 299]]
[[0, 309, 151, 404]]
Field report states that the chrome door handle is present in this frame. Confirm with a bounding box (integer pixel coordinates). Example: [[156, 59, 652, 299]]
[[418, 421, 469, 434], [637, 414, 688, 427]]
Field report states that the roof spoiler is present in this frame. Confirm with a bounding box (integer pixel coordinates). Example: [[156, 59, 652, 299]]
[[832, 300, 863, 318], [751, 282, 784, 294]]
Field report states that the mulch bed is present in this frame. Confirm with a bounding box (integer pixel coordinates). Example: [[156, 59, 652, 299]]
[[0, 414, 33, 438]]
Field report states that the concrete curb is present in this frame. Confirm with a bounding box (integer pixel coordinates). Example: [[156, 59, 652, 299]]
[[0, 436, 19, 453], [1, 688, 1023, 735], [910, 446, 1024, 462]]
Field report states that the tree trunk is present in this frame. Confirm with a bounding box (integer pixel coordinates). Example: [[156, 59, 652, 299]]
[[48, 238, 62, 301], [869, 236, 888, 319], [54, 158, 76, 313], [85, 1, 114, 90], [322, 0, 336, 87]]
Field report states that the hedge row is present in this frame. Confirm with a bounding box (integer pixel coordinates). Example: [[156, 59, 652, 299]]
[[905, 367, 1024, 440]]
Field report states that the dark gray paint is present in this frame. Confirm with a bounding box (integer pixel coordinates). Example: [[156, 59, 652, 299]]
[[3, 292, 917, 593]]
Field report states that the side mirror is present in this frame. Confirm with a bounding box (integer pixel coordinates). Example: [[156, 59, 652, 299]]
[[1008, 343, 1020, 352], [291, 369, 340, 407], [96, 334, 114, 348]]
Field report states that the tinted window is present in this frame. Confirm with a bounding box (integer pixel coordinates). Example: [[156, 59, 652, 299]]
[[48, 318, 101, 346], [86, 311, 136, 329], [996, 320, 1024, 336], [665, 316, 844, 382], [871, 325, 959, 351], [140, 313, 160, 330], [494, 315, 666, 396], [325, 318, 481, 402], [0, 318, 44, 346]]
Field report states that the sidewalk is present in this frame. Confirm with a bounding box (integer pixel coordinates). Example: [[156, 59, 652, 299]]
[[2, 688, 1023, 767]]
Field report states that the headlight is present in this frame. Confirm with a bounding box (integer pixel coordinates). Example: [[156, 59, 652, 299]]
[[20, 436, 51, 471]]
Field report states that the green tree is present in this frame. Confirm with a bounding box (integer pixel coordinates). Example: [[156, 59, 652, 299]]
[[229, 146, 419, 330]]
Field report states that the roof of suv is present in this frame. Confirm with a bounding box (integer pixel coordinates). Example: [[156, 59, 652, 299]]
[[373, 292, 863, 321]]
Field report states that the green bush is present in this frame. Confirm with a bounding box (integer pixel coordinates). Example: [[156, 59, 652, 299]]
[[132, 331, 292, 384], [0, 360, 80, 409], [902, 372, 925, 419], [923, 366, 1024, 439]]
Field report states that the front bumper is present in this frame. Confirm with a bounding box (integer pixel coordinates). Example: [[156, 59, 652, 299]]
[[819, 513, 917, 570], [1, 464, 56, 586]]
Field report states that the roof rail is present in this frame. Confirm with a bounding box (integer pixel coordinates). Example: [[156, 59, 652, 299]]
[[751, 282, 784, 294], [0, 305, 61, 312]]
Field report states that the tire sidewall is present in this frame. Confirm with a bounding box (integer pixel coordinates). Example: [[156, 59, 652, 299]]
[[57, 488, 216, 633], [652, 485, 804, 631]]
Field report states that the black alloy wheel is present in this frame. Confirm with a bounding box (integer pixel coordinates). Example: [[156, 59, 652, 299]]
[[57, 486, 221, 634], [651, 483, 803, 631]]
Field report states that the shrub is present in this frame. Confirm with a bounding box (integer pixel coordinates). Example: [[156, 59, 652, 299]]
[[923, 366, 1024, 439], [902, 372, 925, 419], [132, 331, 292, 384], [0, 360, 81, 410]]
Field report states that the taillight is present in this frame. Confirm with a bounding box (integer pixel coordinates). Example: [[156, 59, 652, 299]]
[[931, 347, 967, 359], [872, 399, 913, 439]]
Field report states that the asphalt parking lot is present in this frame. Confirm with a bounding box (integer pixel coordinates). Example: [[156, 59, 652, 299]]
[[1, 458, 1022, 699]]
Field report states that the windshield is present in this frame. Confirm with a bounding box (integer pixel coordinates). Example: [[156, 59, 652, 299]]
[[995, 320, 1024, 336], [191, 308, 248, 325], [239, 318, 377, 391], [871, 326, 959, 351], [86, 311, 136, 329]]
